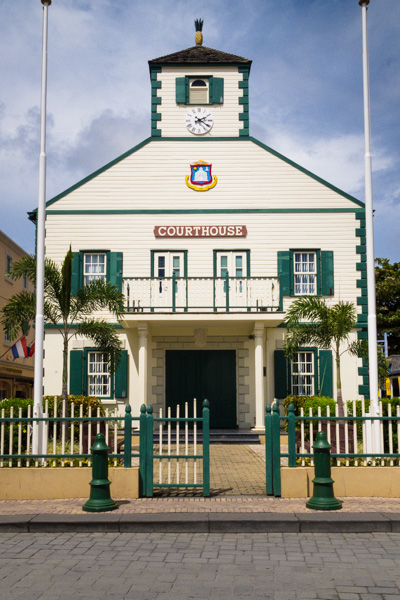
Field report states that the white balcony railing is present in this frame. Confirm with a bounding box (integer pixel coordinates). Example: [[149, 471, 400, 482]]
[[123, 276, 280, 313]]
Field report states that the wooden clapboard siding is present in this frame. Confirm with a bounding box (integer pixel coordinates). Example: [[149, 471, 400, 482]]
[[46, 140, 360, 211], [45, 211, 359, 305], [157, 66, 244, 137]]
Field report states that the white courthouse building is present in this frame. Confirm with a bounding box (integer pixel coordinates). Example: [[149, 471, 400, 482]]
[[32, 33, 368, 429]]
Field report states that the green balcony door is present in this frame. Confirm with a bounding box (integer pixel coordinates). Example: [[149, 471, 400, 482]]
[[165, 350, 237, 429]]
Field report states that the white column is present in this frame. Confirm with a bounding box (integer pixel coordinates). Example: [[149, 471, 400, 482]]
[[254, 325, 265, 429], [138, 324, 148, 407]]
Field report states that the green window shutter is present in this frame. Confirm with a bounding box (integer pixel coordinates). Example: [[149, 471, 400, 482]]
[[115, 350, 128, 398], [69, 350, 83, 395], [277, 251, 293, 300], [321, 251, 334, 296], [176, 77, 187, 103], [109, 252, 123, 293], [71, 252, 81, 296], [210, 77, 224, 103], [319, 350, 333, 398], [274, 350, 289, 399]]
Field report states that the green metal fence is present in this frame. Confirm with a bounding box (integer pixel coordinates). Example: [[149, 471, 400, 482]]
[[0, 399, 211, 498], [265, 402, 400, 497], [140, 399, 210, 498]]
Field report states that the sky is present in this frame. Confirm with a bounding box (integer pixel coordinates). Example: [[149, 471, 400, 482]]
[[1, 0, 399, 261]]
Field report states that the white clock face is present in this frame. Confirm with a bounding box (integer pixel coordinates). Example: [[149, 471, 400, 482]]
[[186, 107, 213, 135]]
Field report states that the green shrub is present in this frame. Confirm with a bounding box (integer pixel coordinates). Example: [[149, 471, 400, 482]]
[[0, 395, 105, 457], [282, 395, 335, 432], [282, 395, 307, 416], [303, 396, 336, 417]]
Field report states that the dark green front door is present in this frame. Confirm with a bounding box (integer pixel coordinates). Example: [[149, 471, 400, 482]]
[[166, 350, 237, 429]]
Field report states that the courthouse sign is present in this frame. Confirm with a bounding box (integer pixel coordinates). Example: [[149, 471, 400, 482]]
[[154, 225, 247, 238]]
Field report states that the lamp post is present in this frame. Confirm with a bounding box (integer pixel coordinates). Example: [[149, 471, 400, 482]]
[[32, 0, 52, 455], [358, 0, 381, 450]]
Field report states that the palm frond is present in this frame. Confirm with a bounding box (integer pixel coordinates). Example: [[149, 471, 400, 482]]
[[76, 319, 123, 373], [71, 280, 124, 321], [0, 291, 36, 340], [285, 296, 329, 325]]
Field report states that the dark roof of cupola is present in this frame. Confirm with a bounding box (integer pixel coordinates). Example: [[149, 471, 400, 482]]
[[149, 45, 252, 68]]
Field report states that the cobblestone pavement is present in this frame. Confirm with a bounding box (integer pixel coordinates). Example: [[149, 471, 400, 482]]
[[1, 531, 400, 600], [1, 496, 400, 515]]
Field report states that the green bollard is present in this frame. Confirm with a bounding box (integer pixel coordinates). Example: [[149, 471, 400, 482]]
[[82, 433, 118, 513], [306, 431, 342, 511]]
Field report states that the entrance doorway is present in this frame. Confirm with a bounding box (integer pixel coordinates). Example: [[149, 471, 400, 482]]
[[165, 350, 237, 429]]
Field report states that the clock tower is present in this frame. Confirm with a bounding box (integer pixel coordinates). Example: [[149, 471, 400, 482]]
[[148, 21, 252, 138]]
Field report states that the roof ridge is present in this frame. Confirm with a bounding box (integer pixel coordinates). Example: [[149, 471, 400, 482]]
[[149, 45, 252, 66]]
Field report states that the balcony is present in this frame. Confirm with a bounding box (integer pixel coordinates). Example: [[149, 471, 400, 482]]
[[123, 275, 280, 313]]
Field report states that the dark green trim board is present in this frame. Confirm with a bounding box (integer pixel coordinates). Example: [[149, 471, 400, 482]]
[[30, 136, 363, 216], [238, 66, 249, 136], [46, 208, 364, 216], [354, 211, 368, 398], [150, 67, 162, 137]]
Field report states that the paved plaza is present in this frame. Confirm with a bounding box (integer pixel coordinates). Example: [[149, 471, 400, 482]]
[[1, 531, 400, 600]]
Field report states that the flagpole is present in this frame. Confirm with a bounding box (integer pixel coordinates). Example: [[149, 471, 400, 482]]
[[358, 0, 380, 450], [32, 0, 52, 455]]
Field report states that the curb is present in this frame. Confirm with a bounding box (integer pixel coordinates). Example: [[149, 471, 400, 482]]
[[1, 512, 400, 534]]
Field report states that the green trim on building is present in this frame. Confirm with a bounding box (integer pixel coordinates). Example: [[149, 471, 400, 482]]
[[238, 66, 249, 136], [46, 208, 364, 216], [354, 209, 368, 398], [150, 67, 162, 137]]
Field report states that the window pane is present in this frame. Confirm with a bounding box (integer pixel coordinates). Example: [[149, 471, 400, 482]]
[[294, 252, 317, 295], [84, 253, 106, 285], [88, 352, 110, 397]]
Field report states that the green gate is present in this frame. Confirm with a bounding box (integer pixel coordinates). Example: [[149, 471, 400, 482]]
[[139, 399, 210, 497]]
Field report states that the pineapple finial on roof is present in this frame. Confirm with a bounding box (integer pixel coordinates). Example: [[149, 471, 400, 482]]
[[194, 19, 204, 46]]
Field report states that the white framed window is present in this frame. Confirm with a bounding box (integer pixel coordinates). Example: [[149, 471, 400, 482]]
[[88, 352, 110, 397], [84, 253, 106, 284], [294, 252, 316, 295], [5, 253, 13, 280], [4, 326, 11, 344], [292, 352, 314, 396], [23, 274, 28, 290], [189, 78, 209, 104]]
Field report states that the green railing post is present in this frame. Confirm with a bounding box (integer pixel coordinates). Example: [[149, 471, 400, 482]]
[[225, 273, 230, 312], [123, 404, 132, 468], [288, 403, 296, 468], [202, 399, 210, 497], [265, 405, 273, 495], [172, 273, 176, 312], [272, 402, 281, 497], [139, 404, 147, 496], [146, 406, 154, 498]]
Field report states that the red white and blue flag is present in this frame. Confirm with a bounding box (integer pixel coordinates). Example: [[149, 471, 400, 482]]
[[11, 336, 28, 359], [27, 341, 35, 357]]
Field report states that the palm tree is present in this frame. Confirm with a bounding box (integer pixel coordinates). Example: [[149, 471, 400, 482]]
[[284, 296, 357, 415], [1, 247, 124, 403]]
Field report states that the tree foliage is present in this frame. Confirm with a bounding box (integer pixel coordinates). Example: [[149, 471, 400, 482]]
[[284, 296, 357, 414], [1, 247, 124, 401], [376, 258, 400, 353]]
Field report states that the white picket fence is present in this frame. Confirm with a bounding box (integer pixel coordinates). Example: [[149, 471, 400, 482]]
[[0, 397, 122, 468], [295, 400, 400, 467], [156, 399, 201, 488]]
